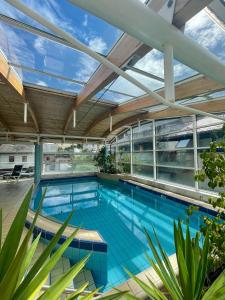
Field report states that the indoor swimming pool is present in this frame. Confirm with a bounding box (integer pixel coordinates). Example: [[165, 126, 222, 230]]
[[31, 176, 213, 291]]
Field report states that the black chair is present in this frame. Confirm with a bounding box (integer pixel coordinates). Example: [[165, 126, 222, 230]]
[[3, 165, 23, 182]]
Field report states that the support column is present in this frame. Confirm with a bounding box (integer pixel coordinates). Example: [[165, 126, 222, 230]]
[[130, 127, 133, 176], [115, 136, 118, 171], [164, 44, 175, 102], [193, 115, 199, 191], [153, 120, 157, 180], [34, 143, 43, 184]]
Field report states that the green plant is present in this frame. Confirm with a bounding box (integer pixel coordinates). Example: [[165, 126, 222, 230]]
[[0, 187, 125, 300], [94, 146, 117, 174], [126, 221, 225, 300], [195, 124, 225, 270]]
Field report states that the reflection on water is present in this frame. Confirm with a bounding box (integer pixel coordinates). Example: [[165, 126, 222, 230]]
[[32, 177, 210, 290]]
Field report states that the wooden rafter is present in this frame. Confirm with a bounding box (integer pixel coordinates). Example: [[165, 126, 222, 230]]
[[0, 110, 11, 131], [63, 0, 213, 134], [104, 98, 225, 137], [0, 52, 40, 133], [85, 74, 225, 135]]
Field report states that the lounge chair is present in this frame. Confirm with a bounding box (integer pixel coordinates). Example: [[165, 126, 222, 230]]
[[3, 165, 23, 182], [20, 166, 34, 178]]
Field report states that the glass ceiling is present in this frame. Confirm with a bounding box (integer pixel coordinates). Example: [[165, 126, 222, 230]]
[[0, 1, 224, 105], [147, 88, 225, 113], [0, 0, 123, 94]]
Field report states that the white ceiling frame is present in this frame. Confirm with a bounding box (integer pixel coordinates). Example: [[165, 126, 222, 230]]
[[70, 0, 225, 87], [5, 0, 225, 123], [0, 131, 106, 141]]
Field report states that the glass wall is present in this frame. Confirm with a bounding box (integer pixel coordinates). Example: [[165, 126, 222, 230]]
[[132, 121, 154, 178], [196, 114, 225, 191], [116, 130, 131, 173], [155, 116, 195, 187], [42, 143, 98, 175], [111, 113, 225, 191]]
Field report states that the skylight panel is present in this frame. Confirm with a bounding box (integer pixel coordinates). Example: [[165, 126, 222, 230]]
[[107, 74, 146, 99], [185, 9, 225, 62], [95, 90, 133, 104], [3, 0, 123, 56], [0, 0, 51, 32], [177, 88, 225, 106], [18, 69, 83, 94], [174, 60, 198, 82], [0, 22, 100, 87], [134, 49, 164, 79]]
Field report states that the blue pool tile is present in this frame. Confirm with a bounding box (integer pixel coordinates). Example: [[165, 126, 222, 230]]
[[32, 176, 216, 291]]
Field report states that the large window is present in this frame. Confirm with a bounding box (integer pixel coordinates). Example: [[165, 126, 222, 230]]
[[116, 130, 131, 174], [155, 116, 195, 187], [132, 121, 154, 178], [42, 143, 98, 175], [196, 114, 225, 191]]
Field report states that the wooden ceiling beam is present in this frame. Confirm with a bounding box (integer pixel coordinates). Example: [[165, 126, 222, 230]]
[[0, 52, 40, 133], [63, 0, 167, 133], [63, 0, 213, 134], [104, 98, 225, 138], [0, 110, 11, 131], [86, 74, 225, 135]]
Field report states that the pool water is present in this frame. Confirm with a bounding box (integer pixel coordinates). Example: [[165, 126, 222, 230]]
[[32, 176, 210, 291]]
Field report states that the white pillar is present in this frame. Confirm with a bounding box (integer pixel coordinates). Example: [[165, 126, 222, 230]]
[[115, 136, 118, 171], [24, 102, 28, 123], [130, 127, 133, 176], [109, 114, 112, 132], [164, 44, 175, 102], [73, 109, 76, 128], [193, 115, 199, 191], [152, 120, 157, 180]]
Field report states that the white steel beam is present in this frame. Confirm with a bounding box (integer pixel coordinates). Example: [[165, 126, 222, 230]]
[[73, 109, 77, 128], [6, 0, 225, 123], [0, 131, 106, 140], [70, 0, 225, 87], [164, 44, 175, 102], [109, 114, 113, 132], [126, 65, 164, 82], [24, 102, 28, 123]]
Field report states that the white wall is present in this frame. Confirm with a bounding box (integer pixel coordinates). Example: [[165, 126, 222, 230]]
[[0, 153, 34, 169]]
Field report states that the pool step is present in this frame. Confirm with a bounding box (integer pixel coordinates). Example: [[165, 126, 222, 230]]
[[50, 256, 96, 292], [74, 269, 96, 292], [50, 256, 74, 289], [29, 241, 50, 285]]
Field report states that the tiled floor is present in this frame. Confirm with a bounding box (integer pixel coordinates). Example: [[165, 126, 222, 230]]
[[0, 178, 33, 241]]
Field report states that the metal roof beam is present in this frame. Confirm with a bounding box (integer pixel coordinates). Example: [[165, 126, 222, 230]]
[[71, 0, 225, 86]]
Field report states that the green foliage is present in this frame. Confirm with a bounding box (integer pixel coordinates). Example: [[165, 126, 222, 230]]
[[195, 124, 225, 270], [0, 186, 124, 300], [94, 146, 117, 174], [126, 221, 225, 300], [118, 152, 130, 174]]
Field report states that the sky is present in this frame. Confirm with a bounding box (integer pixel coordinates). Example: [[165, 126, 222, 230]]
[[0, 0, 122, 93], [0, 1, 225, 104]]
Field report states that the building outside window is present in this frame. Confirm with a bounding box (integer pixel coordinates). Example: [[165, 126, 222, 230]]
[[9, 155, 14, 163], [22, 155, 27, 162]]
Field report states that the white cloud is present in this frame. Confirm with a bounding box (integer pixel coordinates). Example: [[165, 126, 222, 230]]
[[107, 49, 164, 98], [185, 10, 225, 60], [135, 49, 164, 78], [88, 37, 107, 53], [34, 36, 46, 55], [82, 14, 88, 27], [76, 53, 99, 82], [36, 80, 47, 86], [0, 23, 34, 67]]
